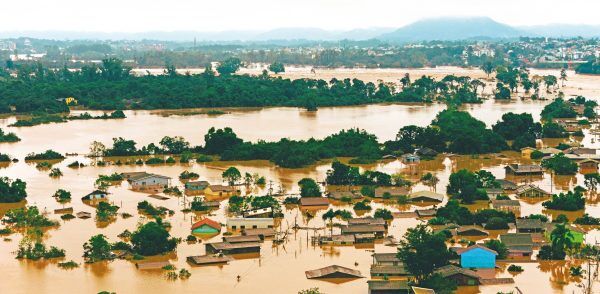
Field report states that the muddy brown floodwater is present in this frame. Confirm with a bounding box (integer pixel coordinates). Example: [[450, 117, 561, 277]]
[[1, 67, 600, 294]]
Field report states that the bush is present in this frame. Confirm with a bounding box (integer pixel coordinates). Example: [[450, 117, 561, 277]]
[[542, 190, 585, 211], [0, 177, 27, 203], [25, 150, 65, 161], [130, 219, 179, 256], [353, 200, 372, 211], [530, 150, 544, 160], [145, 157, 165, 164], [484, 217, 509, 229], [507, 265, 523, 272]]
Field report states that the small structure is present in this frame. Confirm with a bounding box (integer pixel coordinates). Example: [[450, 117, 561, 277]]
[[81, 190, 109, 201], [348, 217, 387, 228], [484, 188, 504, 199], [416, 147, 438, 157], [355, 233, 376, 243], [515, 218, 544, 233], [305, 265, 363, 279], [372, 253, 401, 266], [495, 179, 517, 191], [505, 164, 544, 176], [455, 244, 497, 269], [300, 197, 330, 207], [242, 207, 273, 218], [223, 235, 262, 243], [327, 190, 361, 201], [412, 287, 436, 294], [148, 194, 170, 200], [520, 147, 536, 158], [566, 147, 597, 155], [415, 208, 437, 218], [187, 254, 232, 266], [127, 173, 171, 190], [434, 265, 480, 286], [490, 200, 521, 214], [456, 226, 489, 237], [341, 224, 386, 238], [409, 191, 444, 203], [76, 211, 92, 219], [539, 147, 561, 156], [319, 234, 355, 245], [500, 233, 534, 258], [578, 159, 599, 171], [185, 181, 210, 193], [191, 218, 221, 234], [401, 154, 420, 163], [204, 185, 239, 197], [515, 184, 551, 198], [242, 228, 276, 239], [135, 261, 171, 270], [205, 242, 261, 255], [374, 186, 410, 199], [54, 207, 73, 214], [367, 280, 411, 294], [370, 264, 410, 278], [226, 217, 274, 230]]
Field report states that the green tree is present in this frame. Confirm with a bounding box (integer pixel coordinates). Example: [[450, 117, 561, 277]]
[[216, 58, 242, 76], [584, 173, 600, 192], [542, 153, 577, 175], [130, 219, 178, 256], [298, 178, 321, 197], [222, 167, 241, 186], [0, 177, 27, 203], [483, 239, 508, 259], [397, 225, 452, 282], [83, 234, 113, 263], [268, 62, 285, 74]]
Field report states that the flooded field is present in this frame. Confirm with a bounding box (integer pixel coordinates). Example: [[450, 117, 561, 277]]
[[1, 67, 600, 293]]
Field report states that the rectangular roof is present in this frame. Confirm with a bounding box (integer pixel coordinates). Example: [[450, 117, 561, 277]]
[[373, 253, 400, 263], [500, 233, 534, 246], [341, 224, 386, 234], [187, 255, 232, 265], [300, 197, 330, 206], [516, 218, 544, 230], [305, 265, 363, 279], [206, 241, 261, 251]]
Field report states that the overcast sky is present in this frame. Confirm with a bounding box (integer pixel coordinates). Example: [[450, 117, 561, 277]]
[[3, 0, 600, 32]]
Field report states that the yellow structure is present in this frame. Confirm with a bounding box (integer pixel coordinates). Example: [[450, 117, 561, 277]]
[[204, 185, 239, 198], [64, 97, 78, 105], [520, 147, 536, 158]]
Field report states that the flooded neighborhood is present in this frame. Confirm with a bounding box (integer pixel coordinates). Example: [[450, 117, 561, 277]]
[[3, 1, 600, 293]]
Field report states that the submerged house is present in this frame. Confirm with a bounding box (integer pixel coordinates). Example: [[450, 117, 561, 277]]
[[409, 191, 444, 203], [327, 190, 362, 201], [505, 164, 544, 176], [319, 234, 356, 245], [495, 179, 517, 191], [372, 253, 401, 266], [242, 207, 273, 218], [433, 265, 480, 286], [341, 224, 386, 238], [204, 185, 239, 197], [401, 154, 420, 164], [500, 233, 534, 258], [515, 184, 551, 198], [205, 242, 261, 255], [490, 200, 521, 214], [374, 186, 410, 199], [456, 226, 489, 237], [82, 190, 109, 201], [367, 280, 411, 294], [191, 218, 221, 234], [226, 217, 274, 230], [184, 181, 210, 193], [127, 172, 171, 191], [455, 244, 497, 269], [370, 264, 410, 278], [300, 197, 330, 207], [305, 265, 363, 279], [516, 218, 544, 233], [578, 159, 600, 171]]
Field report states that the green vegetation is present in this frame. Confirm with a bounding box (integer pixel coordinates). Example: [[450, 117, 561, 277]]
[[540, 98, 577, 121], [542, 189, 585, 211], [10, 114, 66, 127], [507, 265, 524, 272], [4, 206, 58, 227], [83, 234, 114, 263], [137, 201, 173, 217], [538, 223, 575, 260], [16, 241, 65, 260], [492, 112, 540, 150], [0, 128, 20, 142], [435, 200, 515, 226], [542, 153, 577, 175], [484, 239, 508, 259], [179, 170, 199, 180], [68, 110, 126, 120], [397, 224, 453, 282], [446, 169, 497, 203], [298, 178, 321, 197], [353, 200, 372, 211], [574, 214, 600, 225], [52, 189, 71, 202], [96, 202, 120, 222], [0, 153, 11, 162], [222, 167, 241, 185], [541, 122, 567, 138], [57, 261, 79, 269], [374, 208, 393, 220], [49, 168, 63, 177], [0, 177, 27, 203], [25, 150, 65, 161], [130, 219, 179, 256]]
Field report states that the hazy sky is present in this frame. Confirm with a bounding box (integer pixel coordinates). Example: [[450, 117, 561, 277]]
[[3, 0, 600, 32]]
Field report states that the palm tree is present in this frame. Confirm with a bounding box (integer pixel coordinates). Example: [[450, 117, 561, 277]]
[[551, 223, 574, 254], [322, 209, 336, 236]]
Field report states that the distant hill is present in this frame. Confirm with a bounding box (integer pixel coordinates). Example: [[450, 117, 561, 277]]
[[520, 24, 600, 38], [378, 17, 523, 42]]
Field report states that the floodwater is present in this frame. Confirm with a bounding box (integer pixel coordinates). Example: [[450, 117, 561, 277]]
[[1, 67, 600, 293]]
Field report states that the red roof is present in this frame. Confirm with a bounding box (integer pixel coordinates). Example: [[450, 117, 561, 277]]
[[191, 218, 221, 231]]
